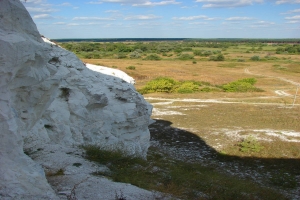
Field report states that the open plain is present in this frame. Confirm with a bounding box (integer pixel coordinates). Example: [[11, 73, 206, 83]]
[[63, 40, 300, 199]]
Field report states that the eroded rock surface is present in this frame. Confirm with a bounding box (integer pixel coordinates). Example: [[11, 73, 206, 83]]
[[0, 0, 152, 199]]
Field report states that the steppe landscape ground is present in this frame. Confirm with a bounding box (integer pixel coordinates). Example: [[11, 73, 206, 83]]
[[63, 41, 300, 199]]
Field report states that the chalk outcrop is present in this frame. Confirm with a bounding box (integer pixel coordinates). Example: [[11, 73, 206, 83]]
[[0, 0, 152, 199]]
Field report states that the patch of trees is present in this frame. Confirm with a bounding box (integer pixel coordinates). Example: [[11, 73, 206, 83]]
[[59, 41, 233, 56], [275, 44, 300, 54]]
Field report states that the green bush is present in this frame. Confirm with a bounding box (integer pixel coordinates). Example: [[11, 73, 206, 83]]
[[250, 55, 260, 61], [144, 54, 161, 60], [178, 53, 194, 60], [175, 82, 199, 93], [129, 51, 141, 59], [200, 87, 215, 92], [230, 78, 255, 85], [193, 50, 202, 56], [209, 54, 225, 61], [239, 136, 264, 153], [139, 77, 177, 94], [222, 78, 262, 92], [126, 66, 136, 70], [202, 51, 213, 56], [139, 78, 202, 94], [115, 53, 127, 59]]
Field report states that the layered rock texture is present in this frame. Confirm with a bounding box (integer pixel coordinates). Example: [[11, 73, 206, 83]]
[[0, 0, 152, 199]]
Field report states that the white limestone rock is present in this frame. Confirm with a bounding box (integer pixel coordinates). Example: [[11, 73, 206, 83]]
[[26, 39, 152, 157], [0, 0, 152, 199]]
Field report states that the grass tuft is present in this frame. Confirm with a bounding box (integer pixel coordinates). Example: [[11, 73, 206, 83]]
[[238, 136, 264, 153]]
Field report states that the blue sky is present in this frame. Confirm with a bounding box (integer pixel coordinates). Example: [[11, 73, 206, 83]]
[[23, 0, 300, 39]]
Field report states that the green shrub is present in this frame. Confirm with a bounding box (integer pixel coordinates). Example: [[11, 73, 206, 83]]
[[115, 53, 127, 59], [139, 78, 203, 94], [139, 77, 177, 94], [175, 82, 199, 93], [129, 51, 141, 59], [222, 78, 262, 92], [126, 66, 136, 70], [178, 53, 194, 60], [200, 87, 213, 92], [209, 54, 225, 61], [144, 54, 161, 60], [193, 50, 202, 56], [83, 53, 92, 59], [250, 55, 260, 61], [240, 78, 257, 85], [202, 51, 212, 56], [239, 136, 264, 153]]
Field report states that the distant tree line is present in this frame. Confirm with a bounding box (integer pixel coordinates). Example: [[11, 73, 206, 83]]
[[58, 40, 300, 60]]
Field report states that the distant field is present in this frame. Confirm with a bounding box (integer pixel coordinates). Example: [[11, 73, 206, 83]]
[[62, 40, 300, 199]]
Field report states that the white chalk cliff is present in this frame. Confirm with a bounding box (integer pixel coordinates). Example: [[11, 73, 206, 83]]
[[0, 0, 153, 199]]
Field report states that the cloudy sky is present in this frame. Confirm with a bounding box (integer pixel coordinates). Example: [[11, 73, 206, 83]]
[[23, 0, 300, 39]]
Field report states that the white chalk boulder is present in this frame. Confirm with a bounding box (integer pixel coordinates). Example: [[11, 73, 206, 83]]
[[0, 0, 152, 199]]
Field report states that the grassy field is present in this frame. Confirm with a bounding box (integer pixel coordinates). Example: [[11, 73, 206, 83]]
[[74, 41, 300, 199]]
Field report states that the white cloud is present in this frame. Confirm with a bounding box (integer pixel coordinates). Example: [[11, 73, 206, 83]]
[[225, 16, 254, 21], [26, 7, 58, 13], [172, 15, 208, 20], [250, 20, 275, 27], [205, 17, 219, 20], [180, 5, 198, 9], [222, 21, 241, 24], [88, 1, 103, 4], [33, 14, 53, 19], [72, 17, 116, 21], [87, 22, 105, 25], [287, 8, 300, 13], [286, 20, 300, 23], [88, 0, 180, 6], [105, 10, 120, 13], [281, 8, 300, 14], [255, 20, 275, 24], [24, 0, 58, 20], [25, 0, 44, 4], [124, 14, 162, 20], [58, 2, 72, 6], [53, 22, 66, 25], [100, 0, 144, 3], [276, 0, 300, 4], [189, 22, 208, 25], [195, 0, 263, 8], [67, 23, 81, 26], [285, 15, 300, 20], [133, 0, 181, 7]]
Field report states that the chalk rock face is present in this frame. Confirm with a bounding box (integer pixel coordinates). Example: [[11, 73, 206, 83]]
[[0, 0, 152, 199]]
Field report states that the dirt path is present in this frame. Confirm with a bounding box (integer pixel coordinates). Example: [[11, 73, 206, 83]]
[[245, 68, 300, 86]]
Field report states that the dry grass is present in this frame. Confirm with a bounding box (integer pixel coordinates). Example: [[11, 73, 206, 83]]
[[82, 45, 300, 199], [83, 57, 300, 103]]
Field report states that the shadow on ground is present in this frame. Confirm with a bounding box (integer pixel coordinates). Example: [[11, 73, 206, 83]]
[[149, 119, 300, 199]]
